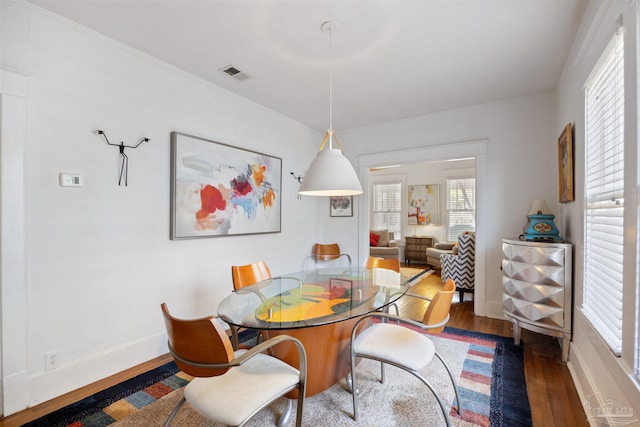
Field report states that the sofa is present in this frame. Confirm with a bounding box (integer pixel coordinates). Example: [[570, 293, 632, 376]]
[[425, 241, 457, 269], [369, 229, 399, 259]]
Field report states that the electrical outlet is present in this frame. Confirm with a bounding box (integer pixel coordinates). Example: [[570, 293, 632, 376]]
[[45, 350, 59, 371]]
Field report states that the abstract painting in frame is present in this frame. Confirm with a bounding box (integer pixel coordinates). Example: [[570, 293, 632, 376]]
[[170, 132, 282, 239], [408, 184, 439, 225], [558, 123, 574, 203]]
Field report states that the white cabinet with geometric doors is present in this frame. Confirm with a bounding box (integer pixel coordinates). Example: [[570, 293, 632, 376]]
[[501, 238, 573, 362]]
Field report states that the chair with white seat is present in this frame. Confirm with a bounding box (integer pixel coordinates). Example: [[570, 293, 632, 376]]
[[161, 303, 307, 427], [348, 279, 461, 426]]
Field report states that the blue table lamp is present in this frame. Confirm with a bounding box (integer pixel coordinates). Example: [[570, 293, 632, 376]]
[[522, 200, 562, 242]]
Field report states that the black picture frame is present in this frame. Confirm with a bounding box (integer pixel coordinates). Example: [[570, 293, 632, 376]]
[[329, 196, 353, 217]]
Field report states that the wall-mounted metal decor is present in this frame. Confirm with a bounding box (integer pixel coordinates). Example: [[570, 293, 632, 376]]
[[170, 132, 282, 239], [96, 130, 150, 186]]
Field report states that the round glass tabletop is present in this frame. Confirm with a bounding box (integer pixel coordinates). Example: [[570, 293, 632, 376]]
[[217, 267, 411, 329]]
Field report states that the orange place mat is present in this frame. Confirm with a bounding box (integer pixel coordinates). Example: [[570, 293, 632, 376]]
[[256, 284, 353, 323]]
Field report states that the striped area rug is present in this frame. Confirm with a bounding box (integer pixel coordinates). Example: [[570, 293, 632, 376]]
[[437, 327, 531, 426]]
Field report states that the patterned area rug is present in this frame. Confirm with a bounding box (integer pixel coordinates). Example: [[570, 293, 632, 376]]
[[23, 327, 530, 427]]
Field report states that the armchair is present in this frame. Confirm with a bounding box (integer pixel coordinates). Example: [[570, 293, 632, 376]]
[[425, 241, 456, 269], [440, 232, 476, 302]]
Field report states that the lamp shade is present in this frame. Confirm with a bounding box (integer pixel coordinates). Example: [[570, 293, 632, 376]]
[[298, 148, 363, 196], [528, 199, 553, 215]]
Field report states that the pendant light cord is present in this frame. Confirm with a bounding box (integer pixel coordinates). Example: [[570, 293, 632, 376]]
[[328, 26, 333, 148], [317, 21, 342, 153]]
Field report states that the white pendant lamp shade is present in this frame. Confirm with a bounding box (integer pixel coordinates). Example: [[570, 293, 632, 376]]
[[298, 146, 363, 196], [298, 20, 363, 197]]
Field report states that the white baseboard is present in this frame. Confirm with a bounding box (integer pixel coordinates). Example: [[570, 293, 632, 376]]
[[10, 331, 167, 414], [484, 300, 504, 320], [3, 370, 29, 416]]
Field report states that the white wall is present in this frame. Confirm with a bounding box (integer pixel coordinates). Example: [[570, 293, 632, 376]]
[[1, 0, 327, 413], [326, 92, 559, 319], [556, 0, 640, 422]]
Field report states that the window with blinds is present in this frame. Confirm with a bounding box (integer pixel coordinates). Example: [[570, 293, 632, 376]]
[[446, 178, 476, 241], [583, 30, 625, 356], [371, 182, 402, 236]]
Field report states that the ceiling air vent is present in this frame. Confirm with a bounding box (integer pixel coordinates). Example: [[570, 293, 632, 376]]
[[219, 65, 251, 81]]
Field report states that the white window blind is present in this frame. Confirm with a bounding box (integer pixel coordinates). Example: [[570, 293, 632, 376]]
[[583, 30, 625, 356], [446, 178, 476, 241], [371, 182, 402, 236]]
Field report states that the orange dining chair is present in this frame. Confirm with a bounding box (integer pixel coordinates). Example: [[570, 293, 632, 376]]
[[231, 260, 272, 346], [349, 279, 461, 425], [161, 303, 307, 427], [364, 256, 400, 272], [312, 243, 352, 268], [231, 260, 272, 290], [365, 256, 401, 314]]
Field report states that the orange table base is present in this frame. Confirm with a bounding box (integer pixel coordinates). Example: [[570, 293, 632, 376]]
[[263, 316, 362, 398]]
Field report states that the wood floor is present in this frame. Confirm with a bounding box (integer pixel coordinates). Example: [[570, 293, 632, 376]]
[[0, 269, 588, 427]]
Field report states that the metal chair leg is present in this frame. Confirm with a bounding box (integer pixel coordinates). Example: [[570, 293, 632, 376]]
[[278, 399, 293, 427], [164, 395, 186, 427], [434, 351, 463, 414]]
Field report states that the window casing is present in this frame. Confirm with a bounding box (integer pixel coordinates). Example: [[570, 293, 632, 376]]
[[446, 178, 476, 241], [583, 30, 625, 356], [371, 182, 402, 236]]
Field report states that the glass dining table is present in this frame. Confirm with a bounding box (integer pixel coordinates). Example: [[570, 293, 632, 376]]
[[217, 266, 411, 398]]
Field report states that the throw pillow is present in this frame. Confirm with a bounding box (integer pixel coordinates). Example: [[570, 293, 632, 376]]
[[452, 246, 459, 255], [371, 229, 389, 247], [370, 232, 380, 247]]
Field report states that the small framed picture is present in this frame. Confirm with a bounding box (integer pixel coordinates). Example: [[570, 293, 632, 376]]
[[329, 278, 352, 299], [558, 123, 574, 203], [330, 196, 353, 217]]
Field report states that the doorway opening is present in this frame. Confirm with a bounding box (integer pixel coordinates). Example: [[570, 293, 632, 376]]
[[357, 140, 487, 316]]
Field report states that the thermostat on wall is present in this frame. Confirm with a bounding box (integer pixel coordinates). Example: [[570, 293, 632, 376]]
[[59, 173, 84, 187]]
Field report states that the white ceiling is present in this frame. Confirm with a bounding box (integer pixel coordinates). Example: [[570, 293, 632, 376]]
[[27, 0, 586, 132]]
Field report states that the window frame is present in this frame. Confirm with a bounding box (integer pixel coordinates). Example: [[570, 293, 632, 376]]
[[582, 27, 625, 356], [445, 176, 476, 241], [370, 177, 404, 238]]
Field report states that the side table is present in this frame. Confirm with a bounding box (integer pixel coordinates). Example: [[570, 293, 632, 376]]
[[404, 236, 436, 264], [501, 238, 573, 362]]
